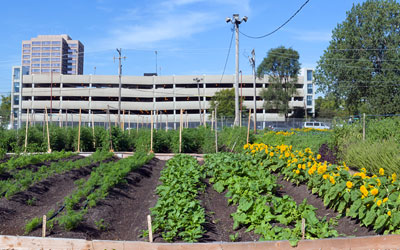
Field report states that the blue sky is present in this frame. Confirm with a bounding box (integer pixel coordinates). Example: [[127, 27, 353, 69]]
[[0, 0, 366, 96]]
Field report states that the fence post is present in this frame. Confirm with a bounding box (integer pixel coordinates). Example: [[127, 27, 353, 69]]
[[363, 113, 366, 141]]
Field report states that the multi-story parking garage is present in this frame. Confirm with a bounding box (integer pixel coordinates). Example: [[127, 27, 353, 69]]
[[10, 67, 315, 129]]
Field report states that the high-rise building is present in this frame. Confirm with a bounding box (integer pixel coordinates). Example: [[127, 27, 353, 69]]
[[21, 35, 84, 75]]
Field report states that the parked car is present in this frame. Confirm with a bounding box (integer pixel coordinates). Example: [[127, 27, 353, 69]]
[[303, 121, 330, 130]]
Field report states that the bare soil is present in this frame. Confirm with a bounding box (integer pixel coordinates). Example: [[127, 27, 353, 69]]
[[0, 156, 118, 236]]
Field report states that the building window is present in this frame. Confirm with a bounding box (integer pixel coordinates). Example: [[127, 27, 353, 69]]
[[68, 60, 76, 63], [13, 68, 20, 80], [42, 41, 51, 45], [32, 68, 40, 73], [13, 96, 19, 105], [41, 69, 50, 72], [42, 58, 50, 62], [42, 47, 51, 51], [307, 70, 313, 81], [23, 49, 30, 53], [51, 63, 60, 67], [22, 60, 30, 64], [23, 55, 30, 59], [32, 52, 40, 56], [32, 64, 40, 67], [23, 44, 31, 48], [69, 44, 78, 48], [42, 64, 51, 67], [32, 58, 40, 62], [307, 95, 312, 106], [68, 54, 77, 58], [51, 58, 60, 61], [32, 41, 41, 45], [307, 84, 313, 94], [52, 41, 61, 45], [52, 47, 60, 51], [42, 53, 50, 56], [51, 52, 60, 56], [52, 69, 61, 72], [32, 47, 40, 51], [67, 70, 76, 74], [14, 82, 20, 92]]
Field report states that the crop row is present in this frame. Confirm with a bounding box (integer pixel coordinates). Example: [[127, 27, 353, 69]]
[[204, 152, 338, 246], [25, 151, 153, 233], [149, 154, 206, 242], [0, 151, 75, 175], [245, 143, 400, 234], [0, 151, 113, 199]]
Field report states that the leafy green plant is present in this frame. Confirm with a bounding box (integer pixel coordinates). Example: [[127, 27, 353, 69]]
[[25, 217, 41, 234]]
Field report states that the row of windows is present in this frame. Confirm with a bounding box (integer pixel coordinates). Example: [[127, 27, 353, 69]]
[[32, 63, 61, 67], [22, 96, 267, 102], [32, 52, 61, 57], [30, 41, 61, 46], [31, 58, 60, 62], [32, 69, 61, 73], [32, 47, 61, 51]]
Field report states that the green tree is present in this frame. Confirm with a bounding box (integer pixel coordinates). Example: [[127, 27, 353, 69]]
[[315, 0, 400, 115], [0, 95, 11, 128], [257, 46, 301, 118], [315, 94, 347, 118], [209, 88, 247, 119]]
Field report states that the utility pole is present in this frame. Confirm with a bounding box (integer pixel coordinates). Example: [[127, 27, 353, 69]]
[[226, 14, 247, 126], [114, 48, 126, 127], [155, 51, 158, 75], [194, 77, 203, 125], [249, 49, 257, 133]]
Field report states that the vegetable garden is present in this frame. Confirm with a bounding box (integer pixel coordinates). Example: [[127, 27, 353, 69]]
[[1, 118, 400, 248]]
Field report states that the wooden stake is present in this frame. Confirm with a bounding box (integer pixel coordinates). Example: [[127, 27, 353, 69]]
[[77, 108, 82, 152], [128, 111, 131, 135], [65, 108, 68, 127], [147, 215, 153, 243], [121, 110, 125, 131], [91, 112, 95, 149], [363, 113, 366, 141], [211, 111, 214, 131], [165, 114, 168, 132], [203, 110, 206, 128], [240, 110, 242, 127], [45, 107, 51, 153], [59, 109, 62, 128], [185, 111, 189, 128], [42, 215, 47, 237], [215, 108, 218, 153], [253, 109, 257, 134], [301, 218, 306, 240], [247, 109, 252, 144], [179, 109, 183, 153], [24, 108, 29, 153], [107, 105, 113, 152], [150, 111, 154, 153]]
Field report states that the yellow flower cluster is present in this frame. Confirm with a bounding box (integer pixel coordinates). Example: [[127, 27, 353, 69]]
[[291, 128, 330, 132]]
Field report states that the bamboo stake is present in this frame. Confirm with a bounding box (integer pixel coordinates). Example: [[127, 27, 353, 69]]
[[185, 111, 189, 128], [107, 105, 113, 152], [211, 111, 214, 131], [121, 110, 125, 131], [203, 110, 206, 128], [363, 113, 366, 141], [215, 108, 218, 153], [42, 215, 47, 237], [247, 109, 251, 144], [165, 114, 168, 132], [92, 112, 95, 149], [24, 108, 29, 153], [77, 108, 82, 152], [128, 111, 131, 135], [147, 215, 153, 243], [45, 107, 51, 153], [150, 111, 154, 153], [179, 109, 183, 153], [59, 109, 62, 128], [301, 218, 306, 240]]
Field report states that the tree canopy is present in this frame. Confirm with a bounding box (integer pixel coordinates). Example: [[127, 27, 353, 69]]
[[314, 0, 400, 115], [257, 46, 301, 117], [209, 88, 247, 119], [0, 95, 10, 128]]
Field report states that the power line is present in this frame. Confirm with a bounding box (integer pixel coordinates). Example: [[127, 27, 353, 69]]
[[240, 0, 310, 39], [219, 25, 235, 84]]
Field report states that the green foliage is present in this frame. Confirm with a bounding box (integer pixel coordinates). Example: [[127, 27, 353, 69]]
[[257, 46, 301, 117], [25, 217, 41, 234], [208, 88, 236, 118], [315, 0, 400, 114], [0, 95, 11, 128], [204, 152, 338, 242], [149, 154, 206, 242]]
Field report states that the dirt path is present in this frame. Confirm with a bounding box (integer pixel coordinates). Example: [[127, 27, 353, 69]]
[[276, 175, 376, 237], [0, 156, 117, 236], [42, 158, 165, 241]]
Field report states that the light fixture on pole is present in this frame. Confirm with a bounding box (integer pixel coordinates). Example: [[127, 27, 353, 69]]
[[226, 14, 248, 126]]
